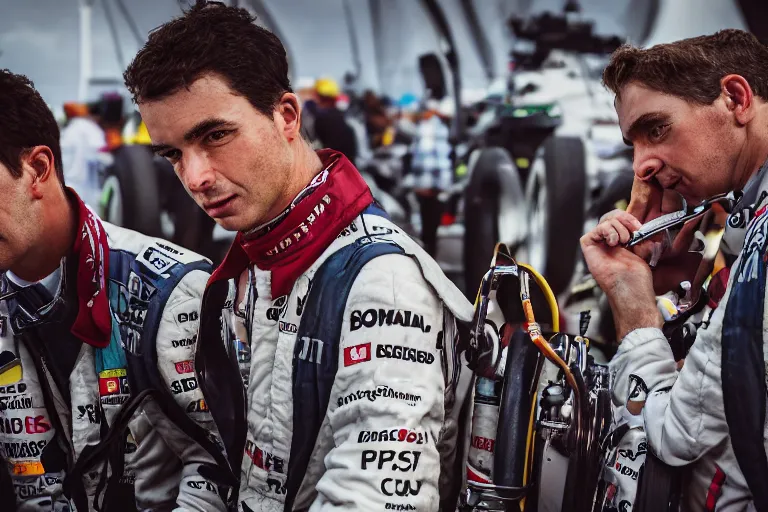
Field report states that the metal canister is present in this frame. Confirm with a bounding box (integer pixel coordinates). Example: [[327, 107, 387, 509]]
[[467, 377, 501, 484]]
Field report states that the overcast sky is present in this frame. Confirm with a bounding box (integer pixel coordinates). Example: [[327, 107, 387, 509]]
[[0, 0, 747, 111]]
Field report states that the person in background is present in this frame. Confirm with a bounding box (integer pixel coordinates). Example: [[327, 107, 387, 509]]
[[311, 77, 358, 163], [59, 101, 106, 210], [362, 89, 391, 149], [410, 100, 454, 257]]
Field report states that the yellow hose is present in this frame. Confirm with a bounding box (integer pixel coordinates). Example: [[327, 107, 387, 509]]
[[519, 389, 539, 511], [518, 263, 559, 332]]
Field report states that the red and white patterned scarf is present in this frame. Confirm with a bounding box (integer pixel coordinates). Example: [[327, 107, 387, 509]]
[[68, 189, 112, 348]]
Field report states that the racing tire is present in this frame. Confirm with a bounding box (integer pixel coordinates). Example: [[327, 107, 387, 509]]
[[634, 453, 684, 512], [520, 136, 587, 297], [463, 147, 526, 298], [101, 145, 163, 238]]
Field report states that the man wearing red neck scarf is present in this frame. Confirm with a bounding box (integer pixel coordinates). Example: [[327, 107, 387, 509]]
[[0, 70, 230, 510], [126, 2, 474, 511]]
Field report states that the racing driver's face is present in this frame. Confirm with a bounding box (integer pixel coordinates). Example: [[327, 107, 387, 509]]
[[139, 73, 303, 232], [0, 159, 45, 273], [617, 81, 744, 204]]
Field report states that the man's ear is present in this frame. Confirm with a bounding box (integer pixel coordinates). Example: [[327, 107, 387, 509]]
[[23, 146, 56, 197], [721, 74, 755, 125], [276, 92, 302, 143]]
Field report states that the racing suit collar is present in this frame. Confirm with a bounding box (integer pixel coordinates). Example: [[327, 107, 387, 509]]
[[209, 150, 374, 298], [722, 157, 768, 257]]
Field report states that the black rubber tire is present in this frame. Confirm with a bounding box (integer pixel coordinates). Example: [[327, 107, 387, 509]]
[[102, 145, 163, 238], [634, 452, 684, 512], [523, 136, 587, 297], [463, 147, 525, 298]]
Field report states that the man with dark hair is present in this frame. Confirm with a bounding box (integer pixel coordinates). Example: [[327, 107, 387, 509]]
[[581, 29, 768, 510], [0, 72, 64, 185], [124, 2, 473, 511], [0, 68, 230, 511]]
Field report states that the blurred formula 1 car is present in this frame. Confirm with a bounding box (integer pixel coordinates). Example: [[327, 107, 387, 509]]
[[463, 2, 633, 303]]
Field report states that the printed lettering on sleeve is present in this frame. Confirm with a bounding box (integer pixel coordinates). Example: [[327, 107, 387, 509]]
[[350, 309, 432, 333], [187, 480, 218, 493], [177, 311, 199, 324], [0, 404, 52, 438], [137, 246, 179, 275], [77, 403, 101, 424], [2, 440, 48, 460], [362, 450, 422, 472], [380, 478, 423, 497], [0, 394, 33, 411], [386, 504, 416, 511], [99, 368, 130, 406], [0, 382, 28, 395], [0, 394, 54, 476], [171, 335, 196, 348], [171, 377, 199, 395], [13, 472, 64, 500], [376, 344, 434, 365], [337, 386, 422, 408], [356, 428, 428, 445]]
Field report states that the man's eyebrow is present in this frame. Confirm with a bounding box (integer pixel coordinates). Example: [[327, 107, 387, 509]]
[[149, 143, 172, 154], [183, 118, 234, 143], [149, 118, 235, 154], [624, 112, 671, 145]]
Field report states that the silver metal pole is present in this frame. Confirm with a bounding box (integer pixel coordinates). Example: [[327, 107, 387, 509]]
[[78, 0, 96, 101]]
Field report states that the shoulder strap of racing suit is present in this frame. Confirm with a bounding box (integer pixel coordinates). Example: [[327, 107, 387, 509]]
[[284, 204, 405, 510], [721, 211, 768, 512], [66, 248, 236, 511]]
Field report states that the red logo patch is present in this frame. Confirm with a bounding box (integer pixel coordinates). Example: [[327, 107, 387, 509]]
[[99, 377, 120, 396], [25, 416, 51, 434], [471, 435, 495, 453], [344, 343, 371, 366], [175, 360, 195, 374]]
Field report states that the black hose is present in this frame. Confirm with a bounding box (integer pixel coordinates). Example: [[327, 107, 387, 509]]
[[493, 330, 541, 500]]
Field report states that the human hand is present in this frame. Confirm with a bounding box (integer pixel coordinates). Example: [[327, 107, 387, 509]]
[[612, 178, 703, 295], [580, 212, 662, 340]]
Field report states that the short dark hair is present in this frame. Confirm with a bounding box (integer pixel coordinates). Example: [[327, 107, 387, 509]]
[[603, 29, 768, 104], [124, 0, 292, 116], [0, 69, 64, 183]]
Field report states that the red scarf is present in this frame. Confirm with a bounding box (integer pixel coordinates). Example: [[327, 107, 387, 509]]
[[209, 150, 374, 297], [68, 189, 112, 348]]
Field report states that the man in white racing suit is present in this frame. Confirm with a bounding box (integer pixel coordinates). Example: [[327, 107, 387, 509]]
[[59, 103, 106, 211], [581, 30, 768, 510], [0, 69, 230, 510], [124, 2, 474, 510]]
